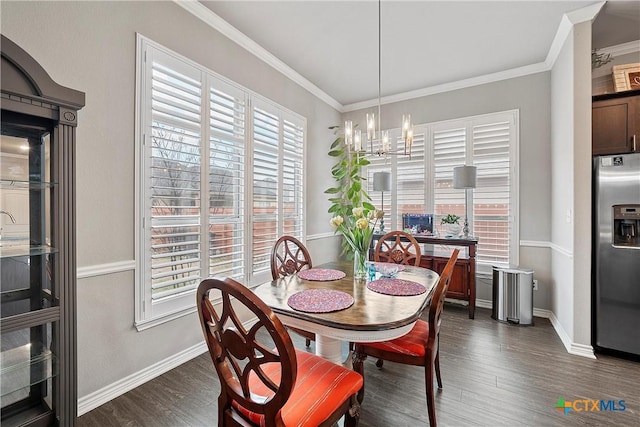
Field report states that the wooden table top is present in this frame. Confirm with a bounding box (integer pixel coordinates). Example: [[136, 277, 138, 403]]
[[253, 260, 439, 332]]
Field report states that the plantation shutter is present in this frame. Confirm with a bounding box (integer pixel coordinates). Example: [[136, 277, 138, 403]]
[[433, 126, 466, 235], [395, 126, 427, 229], [147, 49, 203, 309], [208, 79, 246, 279], [137, 38, 306, 325], [472, 119, 512, 265], [252, 102, 280, 275], [282, 116, 304, 238]]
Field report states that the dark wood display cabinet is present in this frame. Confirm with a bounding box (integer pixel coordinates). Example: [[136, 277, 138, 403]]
[[592, 90, 640, 156], [1, 35, 84, 427], [371, 234, 478, 319]]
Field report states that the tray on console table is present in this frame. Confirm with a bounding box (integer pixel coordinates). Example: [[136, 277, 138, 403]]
[[370, 234, 478, 319]]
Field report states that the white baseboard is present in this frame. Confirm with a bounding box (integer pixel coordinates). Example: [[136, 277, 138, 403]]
[[77, 341, 208, 416], [548, 311, 596, 359], [477, 299, 595, 358]]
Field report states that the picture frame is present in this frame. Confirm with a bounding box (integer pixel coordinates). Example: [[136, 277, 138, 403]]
[[612, 63, 640, 92]]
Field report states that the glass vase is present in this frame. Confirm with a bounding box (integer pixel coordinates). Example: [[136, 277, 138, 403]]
[[353, 248, 368, 280]]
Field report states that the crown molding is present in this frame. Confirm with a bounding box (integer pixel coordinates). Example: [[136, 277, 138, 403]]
[[600, 39, 640, 56], [546, 2, 606, 68], [565, 1, 606, 25], [342, 62, 549, 112], [173, 0, 342, 111], [177, 0, 611, 114]]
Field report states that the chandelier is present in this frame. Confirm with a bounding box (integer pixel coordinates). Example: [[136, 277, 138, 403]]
[[344, 0, 414, 157]]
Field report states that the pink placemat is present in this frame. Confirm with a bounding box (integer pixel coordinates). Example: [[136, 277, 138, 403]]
[[297, 268, 346, 281], [287, 289, 354, 313], [367, 278, 426, 296], [374, 262, 406, 272]]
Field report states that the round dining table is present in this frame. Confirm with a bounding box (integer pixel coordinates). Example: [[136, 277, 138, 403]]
[[252, 260, 440, 364]]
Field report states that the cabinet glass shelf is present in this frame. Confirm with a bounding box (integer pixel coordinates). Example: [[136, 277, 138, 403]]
[[0, 340, 57, 399], [0, 180, 56, 190], [0, 244, 56, 259]]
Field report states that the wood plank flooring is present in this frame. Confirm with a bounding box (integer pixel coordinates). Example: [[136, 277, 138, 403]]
[[78, 305, 640, 426]]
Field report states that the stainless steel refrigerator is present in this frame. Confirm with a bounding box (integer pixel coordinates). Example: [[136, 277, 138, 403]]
[[593, 153, 640, 357]]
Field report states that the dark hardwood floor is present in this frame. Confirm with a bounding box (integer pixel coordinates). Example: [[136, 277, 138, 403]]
[[78, 305, 640, 426]]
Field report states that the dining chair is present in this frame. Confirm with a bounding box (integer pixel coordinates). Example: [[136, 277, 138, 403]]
[[197, 278, 363, 427], [353, 249, 460, 427], [374, 230, 422, 266], [271, 235, 315, 347]]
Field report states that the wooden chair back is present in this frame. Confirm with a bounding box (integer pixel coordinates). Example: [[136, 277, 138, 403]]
[[196, 278, 297, 425], [428, 249, 460, 345], [271, 235, 312, 280], [374, 230, 422, 266]]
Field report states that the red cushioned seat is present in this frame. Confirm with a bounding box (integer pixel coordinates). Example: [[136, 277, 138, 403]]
[[233, 350, 363, 426], [363, 319, 429, 357]]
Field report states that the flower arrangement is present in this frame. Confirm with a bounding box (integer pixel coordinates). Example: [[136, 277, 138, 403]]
[[330, 206, 383, 278]]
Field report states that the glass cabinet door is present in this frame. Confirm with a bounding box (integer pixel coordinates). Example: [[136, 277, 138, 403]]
[[1, 121, 58, 426]]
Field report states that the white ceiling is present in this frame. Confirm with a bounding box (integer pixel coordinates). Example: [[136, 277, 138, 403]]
[[199, 1, 640, 108]]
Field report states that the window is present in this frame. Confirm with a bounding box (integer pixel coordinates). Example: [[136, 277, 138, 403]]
[[367, 111, 518, 271], [136, 36, 305, 328]]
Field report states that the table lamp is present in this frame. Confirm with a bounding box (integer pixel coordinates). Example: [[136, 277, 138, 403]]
[[373, 171, 391, 233], [453, 165, 477, 238]]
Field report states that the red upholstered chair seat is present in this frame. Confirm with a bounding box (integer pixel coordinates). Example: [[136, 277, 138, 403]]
[[233, 350, 363, 427], [362, 319, 429, 357]]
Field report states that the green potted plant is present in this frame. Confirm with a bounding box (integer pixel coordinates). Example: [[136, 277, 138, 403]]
[[324, 126, 377, 258], [440, 214, 461, 237]]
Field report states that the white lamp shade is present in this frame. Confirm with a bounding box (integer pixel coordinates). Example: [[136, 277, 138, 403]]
[[373, 171, 391, 192], [453, 166, 477, 189]]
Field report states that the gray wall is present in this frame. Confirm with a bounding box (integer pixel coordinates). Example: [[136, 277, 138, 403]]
[[343, 72, 553, 310], [1, 0, 340, 401], [550, 20, 593, 352]]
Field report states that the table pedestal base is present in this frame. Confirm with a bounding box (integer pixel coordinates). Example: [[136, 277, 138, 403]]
[[316, 334, 343, 365]]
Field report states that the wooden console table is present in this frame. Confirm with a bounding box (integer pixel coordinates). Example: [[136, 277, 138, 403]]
[[371, 234, 478, 319]]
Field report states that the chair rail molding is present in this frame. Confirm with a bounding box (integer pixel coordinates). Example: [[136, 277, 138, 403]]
[[306, 232, 339, 241], [77, 260, 136, 279], [520, 239, 573, 259]]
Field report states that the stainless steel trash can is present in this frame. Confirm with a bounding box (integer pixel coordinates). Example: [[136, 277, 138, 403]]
[[492, 266, 534, 325]]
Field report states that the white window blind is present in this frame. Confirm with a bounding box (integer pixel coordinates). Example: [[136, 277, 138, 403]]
[[365, 111, 518, 271], [252, 104, 280, 275], [472, 119, 512, 265], [395, 128, 427, 229], [282, 118, 304, 237], [147, 49, 203, 314], [208, 81, 246, 280], [433, 126, 466, 236], [136, 37, 305, 327]]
